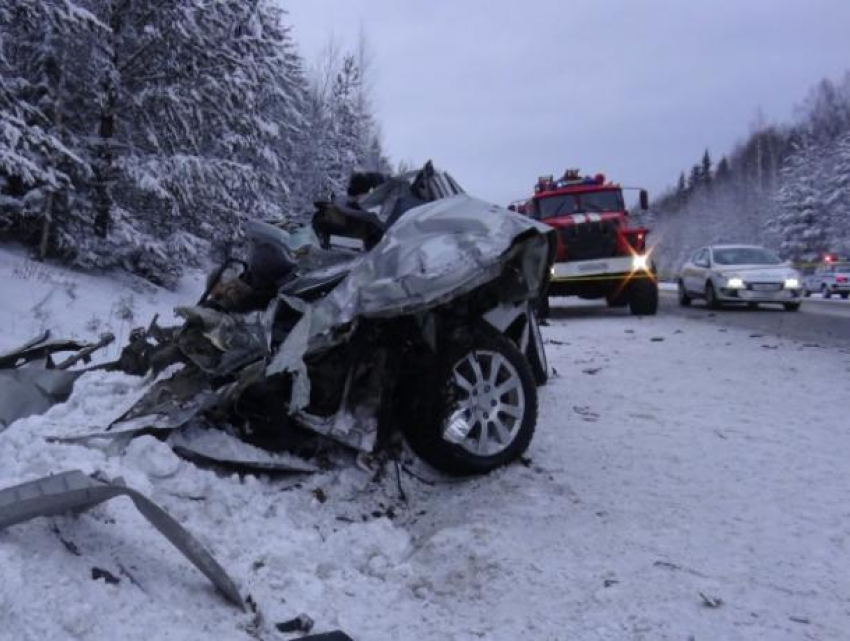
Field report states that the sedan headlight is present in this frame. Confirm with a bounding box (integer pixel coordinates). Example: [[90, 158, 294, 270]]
[[726, 277, 745, 289], [784, 278, 800, 289]]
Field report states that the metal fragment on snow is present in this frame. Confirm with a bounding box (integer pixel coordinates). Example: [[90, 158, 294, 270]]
[[0, 470, 244, 609], [0, 368, 80, 432]]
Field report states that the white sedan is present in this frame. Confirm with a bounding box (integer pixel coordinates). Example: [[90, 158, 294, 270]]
[[678, 245, 803, 311]]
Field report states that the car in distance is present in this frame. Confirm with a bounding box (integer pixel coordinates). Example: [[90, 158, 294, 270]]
[[803, 260, 850, 299], [678, 245, 803, 311]]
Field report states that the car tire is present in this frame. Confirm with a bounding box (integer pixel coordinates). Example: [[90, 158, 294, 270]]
[[822, 285, 831, 299], [404, 328, 538, 476], [841, 293, 849, 300], [747, 302, 759, 310], [804, 289, 812, 297], [705, 281, 721, 309], [524, 309, 549, 386], [677, 280, 692, 307], [784, 302, 801, 312], [629, 279, 658, 316]]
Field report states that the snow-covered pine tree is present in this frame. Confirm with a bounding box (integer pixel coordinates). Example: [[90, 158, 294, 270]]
[[3, 4, 390, 284], [822, 131, 850, 254], [294, 46, 389, 215], [326, 55, 367, 194], [68, 0, 310, 284], [770, 141, 829, 261], [0, 0, 101, 255], [700, 149, 712, 186]]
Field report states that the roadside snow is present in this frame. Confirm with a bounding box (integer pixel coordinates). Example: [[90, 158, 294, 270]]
[[1, 255, 849, 640], [0, 244, 202, 358]]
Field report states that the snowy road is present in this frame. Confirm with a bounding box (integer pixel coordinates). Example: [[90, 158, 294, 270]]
[[2, 255, 850, 640], [654, 288, 850, 349]]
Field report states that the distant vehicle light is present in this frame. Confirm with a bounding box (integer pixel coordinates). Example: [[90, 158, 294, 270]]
[[784, 278, 800, 289], [726, 277, 745, 289]]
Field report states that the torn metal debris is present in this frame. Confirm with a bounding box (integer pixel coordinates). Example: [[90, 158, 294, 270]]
[[0, 470, 244, 608], [0, 331, 114, 431]]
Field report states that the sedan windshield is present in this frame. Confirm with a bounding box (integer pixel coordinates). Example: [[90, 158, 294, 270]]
[[713, 247, 783, 266]]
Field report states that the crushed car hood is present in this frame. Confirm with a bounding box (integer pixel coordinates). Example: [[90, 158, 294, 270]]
[[268, 194, 555, 407]]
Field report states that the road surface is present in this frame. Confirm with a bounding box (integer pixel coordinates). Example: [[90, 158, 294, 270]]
[[549, 290, 850, 349]]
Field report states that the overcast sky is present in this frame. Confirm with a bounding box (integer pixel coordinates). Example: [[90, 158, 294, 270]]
[[285, 0, 850, 205]]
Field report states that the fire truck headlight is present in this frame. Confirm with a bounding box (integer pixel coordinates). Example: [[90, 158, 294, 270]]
[[784, 278, 800, 290], [632, 254, 649, 271], [726, 277, 745, 289]]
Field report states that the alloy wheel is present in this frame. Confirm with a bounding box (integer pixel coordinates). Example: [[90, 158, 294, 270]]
[[446, 350, 527, 456]]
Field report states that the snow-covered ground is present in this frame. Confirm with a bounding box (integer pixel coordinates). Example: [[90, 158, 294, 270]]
[[0, 245, 202, 357], [2, 250, 849, 641]]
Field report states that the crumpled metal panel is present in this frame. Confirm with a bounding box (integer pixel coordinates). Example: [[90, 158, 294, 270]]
[[0, 470, 244, 608], [268, 195, 553, 410], [0, 368, 80, 431]]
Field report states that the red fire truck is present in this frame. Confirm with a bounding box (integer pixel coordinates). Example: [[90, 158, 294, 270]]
[[512, 170, 658, 315]]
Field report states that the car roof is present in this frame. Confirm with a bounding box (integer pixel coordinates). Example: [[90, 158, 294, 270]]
[[707, 244, 768, 251]]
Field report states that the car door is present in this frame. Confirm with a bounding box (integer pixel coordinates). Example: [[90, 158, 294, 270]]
[[825, 265, 837, 290], [682, 248, 707, 293], [814, 266, 828, 291], [805, 266, 821, 292]]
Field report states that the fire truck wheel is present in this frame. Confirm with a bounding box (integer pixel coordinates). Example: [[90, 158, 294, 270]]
[[405, 328, 538, 476], [677, 280, 692, 307], [629, 279, 658, 316]]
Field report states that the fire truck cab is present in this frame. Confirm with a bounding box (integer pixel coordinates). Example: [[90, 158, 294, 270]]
[[516, 170, 658, 316]]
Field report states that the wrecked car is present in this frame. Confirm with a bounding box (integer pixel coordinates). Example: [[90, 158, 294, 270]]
[[67, 163, 556, 475]]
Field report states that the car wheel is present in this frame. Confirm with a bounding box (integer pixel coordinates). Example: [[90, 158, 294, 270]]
[[404, 328, 537, 476], [747, 302, 759, 310], [803, 289, 812, 297], [629, 279, 658, 316], [784, 302, 800, 312], [705, 281, 721, 309], [841, 293, 849, 300], [524, 308, 549, 386], [677, 280, 692, 307], [822, 285, 831, 299]]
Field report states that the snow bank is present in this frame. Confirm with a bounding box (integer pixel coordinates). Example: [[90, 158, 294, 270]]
[[0, 244, 202, 358]]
